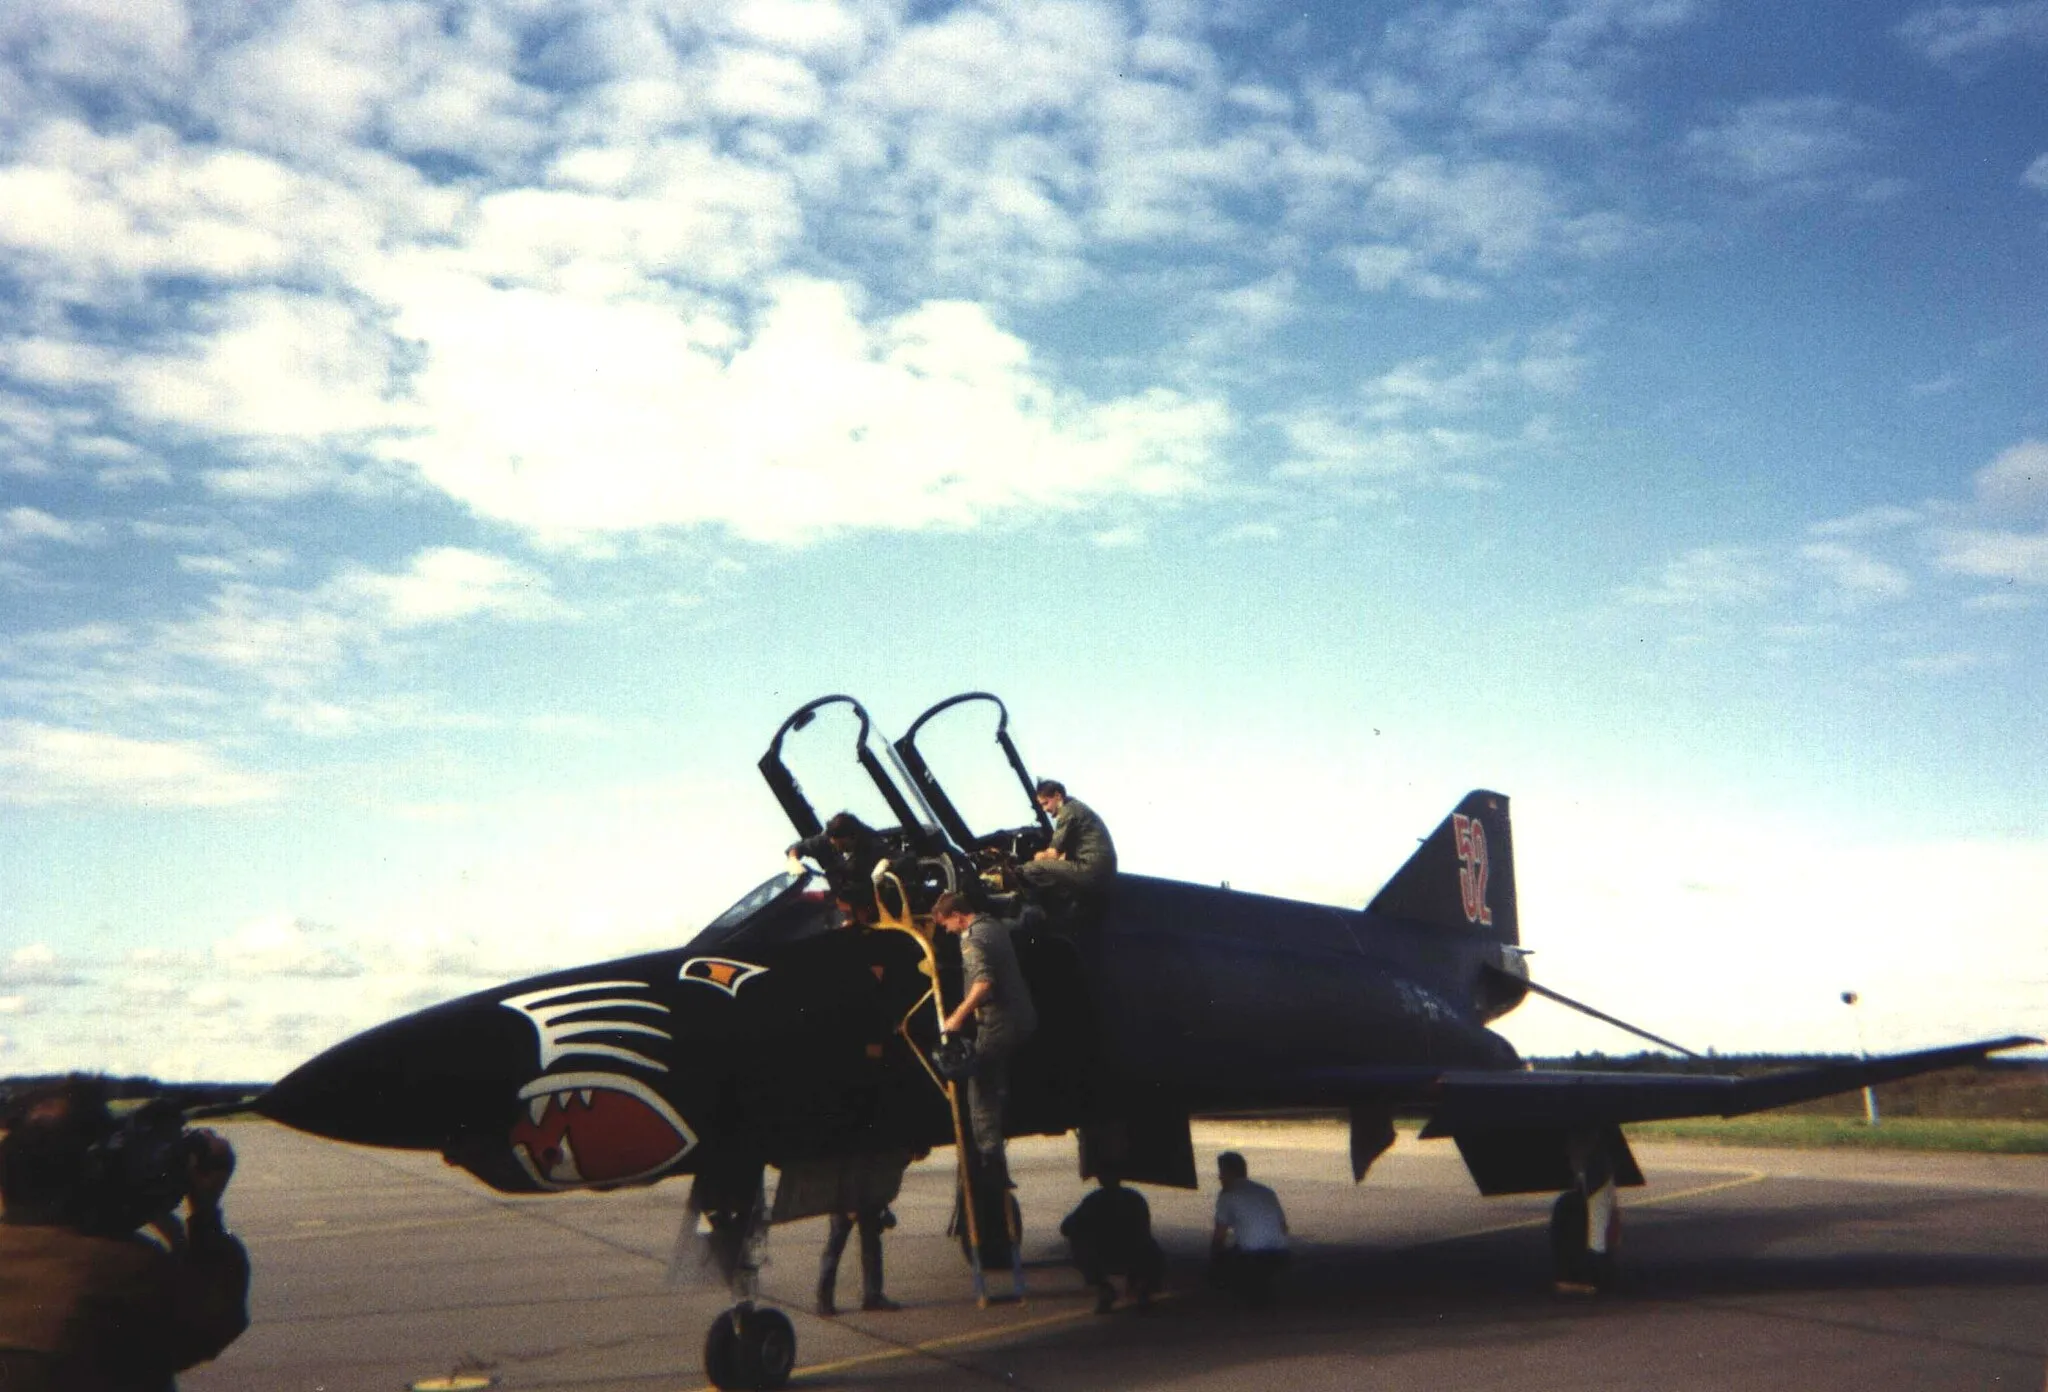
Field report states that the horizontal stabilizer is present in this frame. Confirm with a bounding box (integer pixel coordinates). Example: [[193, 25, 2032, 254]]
[[1416, 1035, 2041, 1132], [1721, 1036, 2045, 1118], [1280, 1035, 2040, 1130]]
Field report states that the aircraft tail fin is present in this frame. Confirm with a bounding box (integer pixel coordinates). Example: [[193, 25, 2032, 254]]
[[1366, 791, 1518, 945]]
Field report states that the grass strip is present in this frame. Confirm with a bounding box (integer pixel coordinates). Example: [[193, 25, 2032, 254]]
[[1629, 1115, 2048, 1154]]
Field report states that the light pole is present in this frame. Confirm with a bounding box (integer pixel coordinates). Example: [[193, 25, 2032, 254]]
[[1841, 991, 1879, 1126]]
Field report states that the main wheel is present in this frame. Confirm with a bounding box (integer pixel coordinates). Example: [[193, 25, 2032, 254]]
[[742, 1308, 796, 1390], [1549, 1190, 1590, 1285], [703, 1310, 744, 1389], [1549, 1190, 1620, 1290]]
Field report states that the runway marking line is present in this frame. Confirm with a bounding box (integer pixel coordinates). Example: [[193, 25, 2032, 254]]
[[1411, 1167, 1770, 1247], [264, 1215, 493, 1243], [677, 1297, 1170, 1392]]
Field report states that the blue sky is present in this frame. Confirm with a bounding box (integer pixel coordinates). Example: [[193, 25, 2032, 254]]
[[1, 0, 2043, 1082]]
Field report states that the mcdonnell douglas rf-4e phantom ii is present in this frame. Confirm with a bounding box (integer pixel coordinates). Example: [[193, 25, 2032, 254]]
[[256, 692, 2039, 1389]]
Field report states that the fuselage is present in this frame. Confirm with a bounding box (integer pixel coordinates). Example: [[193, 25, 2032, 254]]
[[258, 867, 1526, 1195]]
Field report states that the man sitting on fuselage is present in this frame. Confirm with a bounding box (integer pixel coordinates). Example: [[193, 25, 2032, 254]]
[[1017, 780, 1116, 910]]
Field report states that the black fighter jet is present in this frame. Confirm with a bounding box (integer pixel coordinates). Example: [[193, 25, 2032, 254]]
[[256, 692, 2038, 1390]]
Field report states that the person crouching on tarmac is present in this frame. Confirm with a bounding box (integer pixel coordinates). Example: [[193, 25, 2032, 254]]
[[1207, 1150, 1289, 1308], [1060, 1167, 1164, 1314], [933, 891, 1038, 1183]]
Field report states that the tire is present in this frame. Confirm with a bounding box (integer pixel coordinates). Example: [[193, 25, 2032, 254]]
[[703, 1310, 744, 1390], [744, 1308, 797, 1391], [1549, 1190, 1590, 1286], [1550, 1190, 1621, 1290]]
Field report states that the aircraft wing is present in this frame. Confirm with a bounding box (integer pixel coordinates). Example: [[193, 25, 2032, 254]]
[[1303, 1035, 2041, 1132]]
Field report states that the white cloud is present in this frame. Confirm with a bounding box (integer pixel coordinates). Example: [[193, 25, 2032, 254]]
[[1362, 155, 1629, 276], [1897, 1, 2048, 73], [1, 507, 104, 547], [1272, 331, 1577, 487], [1184, 272, 1304, 360], [335, 547, 558, 628], [1, 0, 1668, 552], [212, 916, 364, 979], [1972, 438, 2048, 517], [1276, 414, 1498, 482], [1685, 97, 1896, 200], [1382, 0, 1703, 138], [2, 944, 86, 987], [1622, 545, 1783, 607], [1220, 521, 1283, 543], [0, 720, 278, 807], [1811, 504, 1924, 537], [122, 290, 406, 442], [0, 119, 387, 291], [726, 0, 868, 62], [1359, 329, 1584, 422], [174, 546, 292, 579], [372, 274, 1227, 544], [1796, 542, 1912, 605], [1930, 526, 2048, 585], [1339, 243, 1484, 301], [160, 546, 558, 689], [2023, 153, 2048, 190], [2, 0, 195, 97]]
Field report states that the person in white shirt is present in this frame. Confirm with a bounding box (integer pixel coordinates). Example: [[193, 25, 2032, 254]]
[[1208, 1150, 1289, 1306]]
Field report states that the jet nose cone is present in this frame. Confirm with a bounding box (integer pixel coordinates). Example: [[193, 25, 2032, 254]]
[[257, 996, 527, 1149], [254, 966, 708, 1195]]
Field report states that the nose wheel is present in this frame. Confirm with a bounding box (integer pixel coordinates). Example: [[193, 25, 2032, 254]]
[[703, 1303, 796, 1390]]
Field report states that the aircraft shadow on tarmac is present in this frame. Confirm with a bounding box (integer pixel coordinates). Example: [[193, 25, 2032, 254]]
[[1017, 1196, 2048, 1336], [899, 1219, 2048, 1388], [1264, 1199, 2048, 1308]]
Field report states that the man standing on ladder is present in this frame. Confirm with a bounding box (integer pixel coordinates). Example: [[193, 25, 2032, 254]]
[[934, 891, 1039, 1188]]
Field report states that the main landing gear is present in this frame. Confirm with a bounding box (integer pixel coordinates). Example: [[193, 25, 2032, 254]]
[[1550, 1131, 1622, 1292], [1549, 1187, 1619, 1290]]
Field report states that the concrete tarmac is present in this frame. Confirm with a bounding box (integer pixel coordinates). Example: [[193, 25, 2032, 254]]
[[186, 1120, 2048, 1392]]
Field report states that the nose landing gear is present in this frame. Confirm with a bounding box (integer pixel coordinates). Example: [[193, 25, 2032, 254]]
[[689, 1164, 798, 1390], [704, 1303, 796, 1391]]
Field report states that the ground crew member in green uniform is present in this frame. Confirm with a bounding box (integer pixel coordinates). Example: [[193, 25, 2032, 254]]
[[934, 891, 1038, 1175], [1018, 780, 1117, 899]]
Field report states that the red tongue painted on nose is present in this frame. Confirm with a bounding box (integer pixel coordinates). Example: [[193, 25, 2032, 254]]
[[510, 1086, 690, 1185]]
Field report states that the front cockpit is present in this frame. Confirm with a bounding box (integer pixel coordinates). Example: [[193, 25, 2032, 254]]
[[684, 870, 841, 955]]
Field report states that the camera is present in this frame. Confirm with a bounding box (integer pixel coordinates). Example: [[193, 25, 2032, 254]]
[[75, 1099, 211, 1237]]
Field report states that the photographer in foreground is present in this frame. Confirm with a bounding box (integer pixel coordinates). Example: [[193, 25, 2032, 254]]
[[0, 1077, 249, 1390]]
